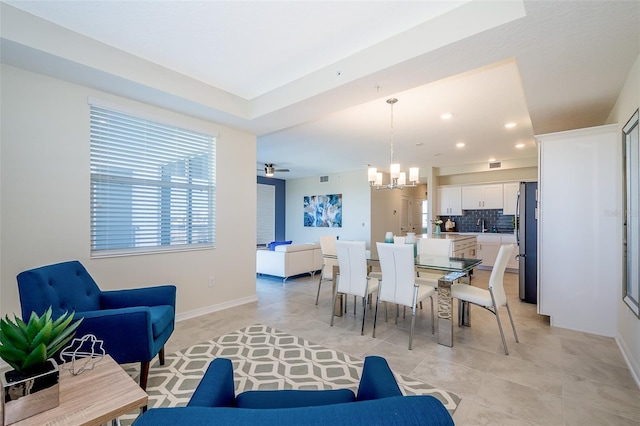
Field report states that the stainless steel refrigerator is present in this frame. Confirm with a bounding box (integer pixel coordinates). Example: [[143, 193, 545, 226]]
[[516, 182, 538, 304]]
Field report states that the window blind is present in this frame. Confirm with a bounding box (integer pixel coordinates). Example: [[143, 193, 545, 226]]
[[90, 105, 216, 256], [256, 184, 275, 245]]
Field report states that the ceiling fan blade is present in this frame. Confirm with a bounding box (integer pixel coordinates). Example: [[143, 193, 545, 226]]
[[274, 169, 290, 172]]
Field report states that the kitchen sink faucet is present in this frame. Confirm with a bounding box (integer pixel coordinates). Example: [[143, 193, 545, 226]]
[[477, 218, 488, 233]]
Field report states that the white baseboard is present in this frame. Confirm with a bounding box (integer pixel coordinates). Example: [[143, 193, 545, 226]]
[[175, 295, 259, 323], [616, 335, 640, 390]]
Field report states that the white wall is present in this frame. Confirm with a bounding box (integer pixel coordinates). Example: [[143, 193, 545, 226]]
[[0, 64, 258, 320], [285, 170, 371, 247], [537, 125, 620, 336], [607, 53, 640, 387]]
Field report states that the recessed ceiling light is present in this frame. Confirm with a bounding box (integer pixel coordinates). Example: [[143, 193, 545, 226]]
[[515, 143, 525, 149], [456, 142, 465, 148], [489, 158, 496, 162], [441, 113, 453, 120], [415, 142, 424, 146], [505, 122, 517, 128]]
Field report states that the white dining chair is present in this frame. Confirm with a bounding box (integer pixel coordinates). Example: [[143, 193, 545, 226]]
[[330, 241, 379, 335], [373, 242, 435, 350], [393, 236, 406, 244], [451, 244, 519, 355], [416, 238, 453, 288], [316, 235, 338, 305]]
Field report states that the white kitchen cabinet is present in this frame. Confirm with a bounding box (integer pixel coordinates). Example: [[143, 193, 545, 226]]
[[502, 182, 519, 215], [538, 124, 618, 336], [475, 234, 518, 270], [501, 234, 519, 269], [437, 186, 462, 215], [461, 184, 503, 209], [452, 236, 477, 259], [477, 234, 501, 267]]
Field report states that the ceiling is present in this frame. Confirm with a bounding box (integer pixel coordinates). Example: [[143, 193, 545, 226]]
[[2, 1, 639, 180]]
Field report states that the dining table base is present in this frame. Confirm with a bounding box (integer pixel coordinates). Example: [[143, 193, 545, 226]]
[[437, 271, 468, 347]]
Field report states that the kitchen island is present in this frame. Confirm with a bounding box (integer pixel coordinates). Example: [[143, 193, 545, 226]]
[[417, 233, 477, 259]]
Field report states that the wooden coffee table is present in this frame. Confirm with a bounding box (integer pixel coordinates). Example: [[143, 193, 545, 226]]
[[1, 355, 148, 425]]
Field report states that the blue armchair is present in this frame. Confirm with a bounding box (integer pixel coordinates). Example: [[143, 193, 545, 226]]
[[133, 356, 454, 425], [16, 260, 176, 390]]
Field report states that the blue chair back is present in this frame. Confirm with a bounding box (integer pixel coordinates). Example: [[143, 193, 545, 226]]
[[17, 260, 102, 319]]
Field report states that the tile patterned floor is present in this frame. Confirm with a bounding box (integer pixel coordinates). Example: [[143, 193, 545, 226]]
[[165, 269, 640, 425]]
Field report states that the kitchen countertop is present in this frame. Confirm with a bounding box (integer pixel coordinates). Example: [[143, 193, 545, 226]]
[[436, 232, 515, 236], [415, 233, 477, 240]]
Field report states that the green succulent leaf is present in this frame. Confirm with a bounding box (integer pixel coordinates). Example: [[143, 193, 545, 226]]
[[51, 311, 71, 329], [25, 311, 42, 341], [1, 317, 29, 351], [29, 321, 53, 352], [22, 343, 47, 371], [46, 317, 83, 356], [0, 344, 26, 363], [50, 312, 74, 337], [15, 317, 29, 335]]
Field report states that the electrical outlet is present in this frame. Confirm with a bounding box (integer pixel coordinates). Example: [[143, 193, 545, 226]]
[[208, 276, 215, 287]]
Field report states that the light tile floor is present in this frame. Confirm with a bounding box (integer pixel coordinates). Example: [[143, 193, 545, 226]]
[[165, 269, 640, 425]]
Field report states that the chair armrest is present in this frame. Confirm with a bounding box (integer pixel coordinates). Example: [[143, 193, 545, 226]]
[[356, 356, 402, 401], [100, 285, 176, 310], [74, 308, 154, 363], [187, 358, 236, 408]]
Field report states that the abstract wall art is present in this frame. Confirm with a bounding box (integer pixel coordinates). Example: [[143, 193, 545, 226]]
[[304, 194, 342, 227]]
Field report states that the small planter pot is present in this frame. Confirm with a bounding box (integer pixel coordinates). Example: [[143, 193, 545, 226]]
[[1, 359, 60, 425]]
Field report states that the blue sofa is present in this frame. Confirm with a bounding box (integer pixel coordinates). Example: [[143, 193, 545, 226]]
[[133, 356, 454, 425]]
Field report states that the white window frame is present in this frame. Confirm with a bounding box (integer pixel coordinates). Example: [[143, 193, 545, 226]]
[[89, 103, 216, 257]]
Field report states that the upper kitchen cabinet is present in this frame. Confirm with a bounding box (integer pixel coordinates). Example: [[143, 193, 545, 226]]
[[437, 186, 462, 216], [461, 184, 503, 210], [502, 182, 519, 215]]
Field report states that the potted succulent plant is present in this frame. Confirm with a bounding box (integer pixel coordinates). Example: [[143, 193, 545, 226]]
[[0, 307, 82, 424]]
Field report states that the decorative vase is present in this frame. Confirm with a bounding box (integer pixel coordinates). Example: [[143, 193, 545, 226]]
[[405, 232, 418, 257], [384, 231, 394, 243], [1, 359, 60, 425], [435, 225, 441, 236]]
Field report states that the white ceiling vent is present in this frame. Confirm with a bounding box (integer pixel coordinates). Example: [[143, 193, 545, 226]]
[[320, 176, 329, 183], [488, 161, 502, 169]]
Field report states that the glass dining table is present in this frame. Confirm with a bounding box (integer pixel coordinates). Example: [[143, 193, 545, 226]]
[[325, 252, 482, 347]]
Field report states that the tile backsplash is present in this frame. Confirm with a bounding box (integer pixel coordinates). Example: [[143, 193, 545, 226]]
[[438, 209, 515, 234]]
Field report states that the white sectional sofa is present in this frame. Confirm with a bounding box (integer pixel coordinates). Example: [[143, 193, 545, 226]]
[[256, 243, 322, 282]]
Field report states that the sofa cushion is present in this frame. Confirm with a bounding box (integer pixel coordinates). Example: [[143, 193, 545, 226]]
[[268, 240, 292, 250], [236, 389, 355, 409]]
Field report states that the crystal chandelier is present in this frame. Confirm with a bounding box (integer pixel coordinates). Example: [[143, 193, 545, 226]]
[[368, 98, 419, 190]]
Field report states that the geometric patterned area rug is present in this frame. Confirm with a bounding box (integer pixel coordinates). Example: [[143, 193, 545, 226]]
[[121, 324, 460, 424]]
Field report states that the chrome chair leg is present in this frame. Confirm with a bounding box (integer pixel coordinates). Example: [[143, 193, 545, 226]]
[[372, 292, 381, 338], [360, 296, 367, 335], [409, 304, 416, 350], [315, 265, 325, 305], [430, 296, 435, 334], [490, 290, 509, 355], [330, 287, 340, 327], [505, 302, 519, 343]]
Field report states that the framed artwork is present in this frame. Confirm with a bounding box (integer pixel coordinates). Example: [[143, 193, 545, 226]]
[[304, 194, 342, 227]]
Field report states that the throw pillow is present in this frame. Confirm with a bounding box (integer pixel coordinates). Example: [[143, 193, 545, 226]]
[[268, 240, 292, 251]]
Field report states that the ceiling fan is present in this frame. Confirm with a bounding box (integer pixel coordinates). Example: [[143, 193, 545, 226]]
[[259, 163, 290, 177]]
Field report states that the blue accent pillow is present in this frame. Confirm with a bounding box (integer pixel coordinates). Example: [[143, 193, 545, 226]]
[[268, 241, 292, 251]]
